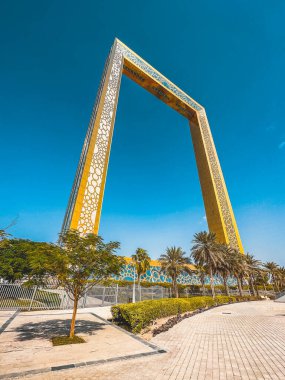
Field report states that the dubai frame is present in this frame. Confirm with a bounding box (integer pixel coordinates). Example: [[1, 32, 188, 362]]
[[62, 39, 244, 252]]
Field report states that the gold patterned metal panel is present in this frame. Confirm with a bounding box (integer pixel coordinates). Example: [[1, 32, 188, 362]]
[[62, 38, 244, 252]]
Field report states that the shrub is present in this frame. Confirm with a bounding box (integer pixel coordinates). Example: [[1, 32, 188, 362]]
[[111, 295, 261, 333]]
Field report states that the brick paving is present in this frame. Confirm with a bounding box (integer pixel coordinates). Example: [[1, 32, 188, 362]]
[[21, 300, 285, 380], [0, 301, 285, 380]]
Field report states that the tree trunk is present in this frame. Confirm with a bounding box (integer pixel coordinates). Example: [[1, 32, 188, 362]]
[[272, 275, 279, 292], [210, 267, 215, 298], [254, 281, 260, 296], [201, 275, 206, 296], [138, 274, 141, 301], [237, 277, 242, 296], [70, 296, 78, 338], [249, 276, 256, 296], [173, 276, 178, 298], [223, 276, 229, 296]]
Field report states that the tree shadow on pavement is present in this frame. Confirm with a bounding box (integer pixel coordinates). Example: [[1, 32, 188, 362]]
[[14, 319, 105, 341]]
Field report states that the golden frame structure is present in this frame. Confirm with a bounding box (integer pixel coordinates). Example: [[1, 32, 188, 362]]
[[62, 39, 244, 252]]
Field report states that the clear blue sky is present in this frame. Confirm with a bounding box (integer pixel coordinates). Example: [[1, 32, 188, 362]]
[[0, 0, 284, 264]]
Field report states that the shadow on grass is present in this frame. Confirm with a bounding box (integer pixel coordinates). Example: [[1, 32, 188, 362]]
[[14, 319, 105, 341]]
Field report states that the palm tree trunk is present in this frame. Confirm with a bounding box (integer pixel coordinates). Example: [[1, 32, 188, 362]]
[[255, 283, 260, 296], [138, 274, 141, 301], [272, 274, 278, 292], [201, 275, 206, 296], [70, 295, 78, 338], [210, 267, 215, 298], [237, 277, 242, 296], [249, 276, 256, 296], [173, 276, 178, 298], [223, 275, 229, 296]]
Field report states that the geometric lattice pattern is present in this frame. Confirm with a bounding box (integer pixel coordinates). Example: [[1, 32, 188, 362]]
[[113, 263, 237, 286], [62, 38, 244, 252], [77, 48, 124, 234]]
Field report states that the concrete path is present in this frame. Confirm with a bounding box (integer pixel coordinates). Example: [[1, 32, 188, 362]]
[[0, 309, 161, 379], [20, 300, 285, 380]]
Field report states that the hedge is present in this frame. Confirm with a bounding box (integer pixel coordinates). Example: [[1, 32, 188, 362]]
[[111, 295, 262, 333]]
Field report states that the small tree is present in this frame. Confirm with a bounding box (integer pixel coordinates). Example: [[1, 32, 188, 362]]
[[31, 229, 124, 338], [132, 248, 151, 300], [159, 247, 192, 298]]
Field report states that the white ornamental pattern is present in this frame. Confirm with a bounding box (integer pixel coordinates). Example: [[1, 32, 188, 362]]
[[61, 51, 112, 233], [119, 43, 202, 112], [198, 109, 239, 249], [76, 44, 123, 233], [62, 39, 241, 250]]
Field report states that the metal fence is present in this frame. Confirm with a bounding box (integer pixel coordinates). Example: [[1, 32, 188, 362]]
[[0, 283, 170, 311], [0, 283, 275, 311]]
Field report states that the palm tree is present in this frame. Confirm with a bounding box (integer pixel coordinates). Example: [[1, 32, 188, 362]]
[[159, 247, 191, 298], [229, 248, 248, 296], [195, 265, 207, 296], [132, 248, 151, 300], [245, 254, 263, 296], [277, 267, 285, 290], [216, 244, 232, 296], [191, 231, 223, 298], [264, 262, 279, 292]]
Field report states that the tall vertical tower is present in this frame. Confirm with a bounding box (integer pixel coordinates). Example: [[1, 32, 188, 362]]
[[62, 39, 243, 252]]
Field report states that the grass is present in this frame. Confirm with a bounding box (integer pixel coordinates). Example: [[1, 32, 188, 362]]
[[0, 299, 44, 308], [0, 289, 61, 309], [51, 335, 86, 346]]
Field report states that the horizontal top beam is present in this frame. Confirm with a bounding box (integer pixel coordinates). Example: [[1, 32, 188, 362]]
[[116, 38, 203, 120]]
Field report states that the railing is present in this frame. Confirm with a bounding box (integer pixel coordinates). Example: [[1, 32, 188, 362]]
[[0, 283, 170, 311], [0, 282, 276, 311]]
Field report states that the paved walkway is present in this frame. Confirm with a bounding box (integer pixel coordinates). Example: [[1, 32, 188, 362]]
[[20, 300, 285, 380], [0, 309, 160, 379]]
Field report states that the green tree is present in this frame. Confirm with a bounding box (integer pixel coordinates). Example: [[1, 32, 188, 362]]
[[194, 264, 207, 296], [0, 239, 52, 283], [276, 267, 285, 290], [131, 248, 151, 300], [264, 262, 280, 292], [159, 247, 191, 298], [0, 229, 10, 248], [191, 231, 223, 298], [228, 248, 248, 296], [31, 229, 124, 338], [216, 244, 232, 296], [245, 254, 263, 296]]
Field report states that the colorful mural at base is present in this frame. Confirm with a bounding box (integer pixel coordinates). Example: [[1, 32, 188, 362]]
[[113, 260, 237, 286]]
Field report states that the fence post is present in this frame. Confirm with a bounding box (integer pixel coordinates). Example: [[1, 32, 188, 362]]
[[29, 286, 37, 311], [115, 284, 118, 305], [102, 287, 106, 306], [60, 290, 66, 310], [83, 290, 87, 308]]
